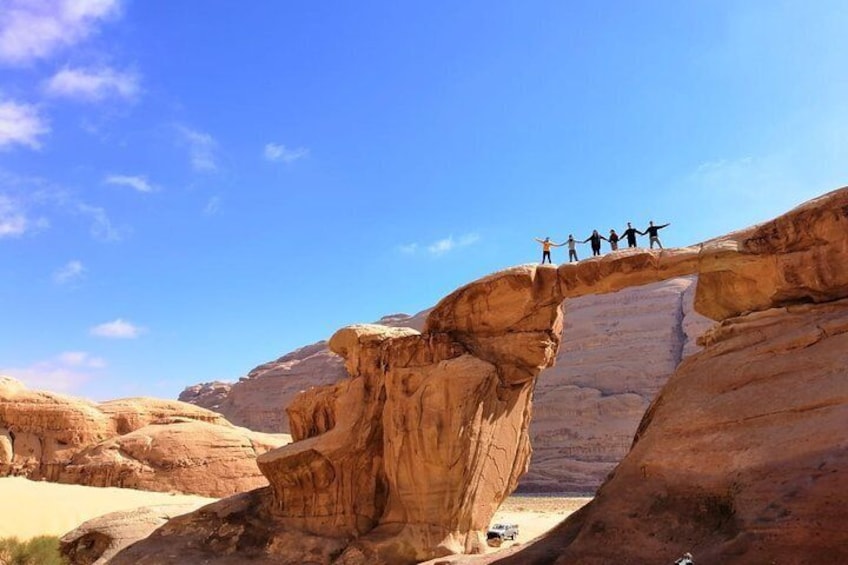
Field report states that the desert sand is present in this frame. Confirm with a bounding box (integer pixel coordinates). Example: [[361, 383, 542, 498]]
[[0, 474, 589, 554], [0, 476, 216, 540]]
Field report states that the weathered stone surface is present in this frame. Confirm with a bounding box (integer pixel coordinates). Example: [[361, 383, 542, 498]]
[[526, 277, 713, 492], [61, 502, 208, 565], [125, 188, 848, 564], [487, 299, 848, 565], [182, 282, 713, 494], [59, 419, 285, 497], [179, 312, 429, 435], [0, 382, 289, 497]]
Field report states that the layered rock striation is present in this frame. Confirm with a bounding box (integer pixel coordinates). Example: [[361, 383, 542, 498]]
[[112, 187, 848, 564], [0, 381, 289, 497]]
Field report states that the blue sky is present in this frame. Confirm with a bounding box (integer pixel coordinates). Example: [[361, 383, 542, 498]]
[[1, 1, 846, 401]]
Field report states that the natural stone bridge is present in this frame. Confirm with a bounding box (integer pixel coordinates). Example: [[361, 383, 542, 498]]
[[112, 188, 848, 564]]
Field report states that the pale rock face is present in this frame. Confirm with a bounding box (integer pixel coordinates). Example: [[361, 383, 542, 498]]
[[526, 276, 713, 492], [489, 299, 848, 565], [0, 385, 289, 497]]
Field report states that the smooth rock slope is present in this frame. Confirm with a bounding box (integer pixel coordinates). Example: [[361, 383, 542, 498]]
[[0, 382, 289, 497]]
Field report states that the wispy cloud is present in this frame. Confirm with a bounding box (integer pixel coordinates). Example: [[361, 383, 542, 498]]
[[57, 351, 106, 368], [399, 232, 482, 257], [53, 259, 85, 284], [77, 203, 124, 241], [203, 195, 221, 216], [46, 66, 140, 101], [1, 350, 107, 393], [177, 125, 218, 172], [90, 318, 143, 339], [0, 0, 122, 65], [0, 194, 27, 237], [264, 142, 309, 164], [104, 174, 155, 193], [0, 193, 48, 237], [0, 99, 50, 149]]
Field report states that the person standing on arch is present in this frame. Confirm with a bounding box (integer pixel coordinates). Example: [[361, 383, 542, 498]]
[[621, 222, 642, 248], [566, 234, 579, 262], [534, 236, 563, 264], [643, 220, 670, 249], [581, 229, 608, 257], [608, 228, 621, 251]]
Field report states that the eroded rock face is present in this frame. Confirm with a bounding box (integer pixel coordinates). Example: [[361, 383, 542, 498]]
[[488, 300, 848, 565], [526, 277, 713, 492], [0, 383, 289, 497], [179, 312, 429, 435], [61, 503, 209, 565], [115, 187, 848, 564]]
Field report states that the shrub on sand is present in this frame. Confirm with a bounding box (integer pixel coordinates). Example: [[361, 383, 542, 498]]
[[0, 536, 67, 565]]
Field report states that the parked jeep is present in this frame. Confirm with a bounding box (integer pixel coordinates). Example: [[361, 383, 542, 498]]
[[486, 523, 519, 546]]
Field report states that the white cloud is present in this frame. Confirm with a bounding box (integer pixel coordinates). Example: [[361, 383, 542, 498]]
[[90, 318, 143, 339], [0, 0, 122, 65], [46, 66, 139, 101], [1, 350, 107, 393], [53, 259, 85, 284], [0, 99, 49, 149], [264, 142, 309, 164], [77, 203, 123, 241], [104, 174, 154, 193], [427, 232, 481, 256], [399, 232, 482, 257], [178, 125, 218, 172]]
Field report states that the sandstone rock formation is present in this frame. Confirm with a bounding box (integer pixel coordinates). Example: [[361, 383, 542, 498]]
[[182, 282, 712, 493], [526, 276, 713, 492], [61, 502, 209, 565], [113, 187, 848, 564], [0, 382, 289, 497], [179, 311, 428, 435]]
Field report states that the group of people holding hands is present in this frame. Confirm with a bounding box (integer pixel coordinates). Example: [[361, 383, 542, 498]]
[[535, 221, 670, 264]]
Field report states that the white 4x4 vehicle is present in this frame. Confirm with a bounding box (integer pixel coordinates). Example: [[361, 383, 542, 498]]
[[486, 523, 519, 545]]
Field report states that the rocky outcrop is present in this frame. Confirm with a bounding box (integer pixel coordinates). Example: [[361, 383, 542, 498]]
[[61, 503, 209, 565], [113, 187, 848, 564], [182, 284, 712, 493], [179, 312, 429, 435], [0, 382, 289, 497], [526, 276, 713, 492], [483, 299, 848, 565]]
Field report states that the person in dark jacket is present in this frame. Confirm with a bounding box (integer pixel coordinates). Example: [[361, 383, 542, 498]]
[[581, 230, 607, 257], [608, 229, 620, 251], [621, 222, 642, 248], [643, 220, 670, 249]]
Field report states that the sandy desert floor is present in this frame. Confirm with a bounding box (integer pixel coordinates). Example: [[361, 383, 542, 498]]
[[485, 494, 592, 553], [0, 476, 590, 559], [0, 476, 217, 540]]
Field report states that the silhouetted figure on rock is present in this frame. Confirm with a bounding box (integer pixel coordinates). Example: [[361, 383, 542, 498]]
[[582, 230, 608, 257], [644, 220, 670, 249], [622, 222, 642, 248]]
